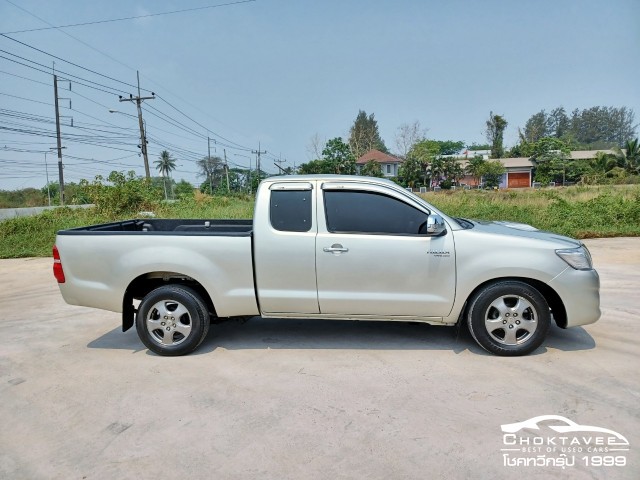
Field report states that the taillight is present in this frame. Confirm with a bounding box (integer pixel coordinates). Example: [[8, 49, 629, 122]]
[[53, 245, 66, 283]]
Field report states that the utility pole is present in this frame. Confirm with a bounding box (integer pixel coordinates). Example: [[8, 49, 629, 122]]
[[53, 74, 65, 205], [119, 71, 154, 179], [251, 142, 267, 185], [207, 137, 215, 194], [223, 149, 230, 193], [274, 154, 286, 174], [44, 151, 51, 207]]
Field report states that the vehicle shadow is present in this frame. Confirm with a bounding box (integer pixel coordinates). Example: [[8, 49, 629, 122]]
[[540, 323, 596, 353], [87, 327, 146, 353], [197, 318, 486, 355], [87, 317, 596, 356]]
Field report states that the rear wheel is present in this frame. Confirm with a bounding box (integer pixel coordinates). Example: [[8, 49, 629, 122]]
[[136, 285, 210, 356], [467, 281, 550, 356]]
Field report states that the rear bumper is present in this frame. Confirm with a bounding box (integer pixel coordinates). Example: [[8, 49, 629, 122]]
[[548, 267, 601, 327]]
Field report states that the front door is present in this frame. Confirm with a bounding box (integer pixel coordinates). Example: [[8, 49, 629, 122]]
[[315, 187, 456, 318]]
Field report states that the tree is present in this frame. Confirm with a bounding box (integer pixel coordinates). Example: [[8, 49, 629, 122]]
[[434, 140, 465, 156], [523, 110, 550, 143], [467, 142, 491, 151], [530, 137, 571, 184], [322, 137, 356, 174], [614, 138, 640, 174], [154, 150, 177, 200], [480, 161, 506, 188], [442, 157, 464, 188], [591, 151, 618, 174], [297, 137, 357, 175], [411, 139, 442, 159], [548, 107, 570, 139], [360, 159, 384, 177], [486, 111, 508, 159], [466, 155, 486, 185], [529, 137, 570, 159], [398, 155, 425, 188], [250, 169, 268, 192], [429, 156, 445, 187], [570, 106, 636, 147], [228, 167, 251, 192], [196, 155, 225, 194], [407, 139, 440, 187], [523, 108, 569, 143], [297, 159, 331, 174], [507, 134, 534, 158], [394, 121, 427, 158], [306, 133, 325, 160], [519, 105, 637, 152], [348, 110, 388, 159], [174, 179, 195, 198]]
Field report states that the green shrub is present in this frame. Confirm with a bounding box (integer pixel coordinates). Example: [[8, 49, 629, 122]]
[[80, 171, 163, 215]]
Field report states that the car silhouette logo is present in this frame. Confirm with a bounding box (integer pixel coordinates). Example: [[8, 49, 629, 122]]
[[501, 415, 629, 446]]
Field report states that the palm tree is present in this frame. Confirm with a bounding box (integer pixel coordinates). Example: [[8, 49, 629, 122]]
[[443, 157, 464, 186], [615, 138, 640, 174], [154, 150, 177, 199], [591, 151, 617, 174], [429, 157, 445, 188], [466, 155, 486, 187]]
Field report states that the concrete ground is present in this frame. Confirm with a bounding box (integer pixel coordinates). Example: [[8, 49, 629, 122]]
[[0, 238, 638, 480]]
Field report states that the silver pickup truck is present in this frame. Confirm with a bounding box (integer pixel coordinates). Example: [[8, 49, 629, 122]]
[[53, 175, 600, 357]]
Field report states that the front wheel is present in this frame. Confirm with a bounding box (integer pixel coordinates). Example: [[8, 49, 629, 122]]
[[136, 285, 210, 356], [467, 281, 550, 356]]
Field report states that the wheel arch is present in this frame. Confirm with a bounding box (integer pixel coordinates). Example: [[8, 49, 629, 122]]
[[461, 276, 567, 329], [122, 271, 216, 332]]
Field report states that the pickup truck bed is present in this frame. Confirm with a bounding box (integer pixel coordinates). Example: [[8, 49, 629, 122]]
[[60, 218, 253, 236]]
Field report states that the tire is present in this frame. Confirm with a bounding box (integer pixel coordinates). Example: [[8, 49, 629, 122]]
[[467, 281, 550, 356], [136, 285, 210, 356]]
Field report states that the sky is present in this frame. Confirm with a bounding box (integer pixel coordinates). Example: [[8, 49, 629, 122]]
[[1, 0, 639, 190]]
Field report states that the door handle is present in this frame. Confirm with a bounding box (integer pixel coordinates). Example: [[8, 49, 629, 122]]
[[323, 244, 349, 253]]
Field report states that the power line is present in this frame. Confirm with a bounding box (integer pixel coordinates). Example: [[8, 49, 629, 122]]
[[0, 51, 126, 96], [144, 104, 207, 140], [1, 15, 276, 161], [1, 1, 146, 80], [0, 91, 52, 105], [2, 0, 257, 34], [156, 94, 252, 151], [0, 32, 146, 94], [1, 4, 284, 184], [0, 69, 50, 86]]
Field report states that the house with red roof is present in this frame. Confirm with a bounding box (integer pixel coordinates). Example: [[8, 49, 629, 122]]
[[356, 149, 404, 178]]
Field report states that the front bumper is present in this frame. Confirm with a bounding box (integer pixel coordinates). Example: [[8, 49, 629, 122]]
[[548, 267, 601, 327]]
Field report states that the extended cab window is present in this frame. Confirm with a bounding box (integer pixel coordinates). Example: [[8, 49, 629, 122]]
[[270, 190, 311, 232], [324, 190, 429, 235]]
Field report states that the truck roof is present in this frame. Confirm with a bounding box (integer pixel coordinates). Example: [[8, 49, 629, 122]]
[[261, 175, 399, 186]]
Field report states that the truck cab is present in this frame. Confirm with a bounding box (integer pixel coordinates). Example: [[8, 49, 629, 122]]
[[254, 177, 455, 321]]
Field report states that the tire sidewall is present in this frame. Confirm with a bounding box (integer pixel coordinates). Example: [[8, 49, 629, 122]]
[[136, 286, 209, 356], [467, 281, 550, 356]]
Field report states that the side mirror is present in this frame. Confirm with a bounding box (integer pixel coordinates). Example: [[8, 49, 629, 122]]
[[425, 214, 446, 236]]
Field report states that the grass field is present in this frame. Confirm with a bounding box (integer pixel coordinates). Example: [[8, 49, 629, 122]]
[[425, 184, 640, 238], [1, 185, 639, 259]]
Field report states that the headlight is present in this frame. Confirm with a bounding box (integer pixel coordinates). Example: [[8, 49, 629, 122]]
[[555, 246, 593, 270]]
